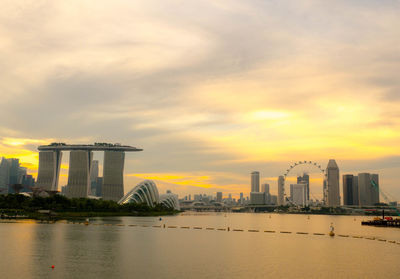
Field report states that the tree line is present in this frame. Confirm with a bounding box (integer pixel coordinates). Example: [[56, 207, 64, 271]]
[[0, 194, 173, 213]]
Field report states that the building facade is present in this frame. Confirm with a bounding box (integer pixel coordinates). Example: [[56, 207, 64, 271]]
[[277, 175, 285, 206], [297, 173, 310, 201], [358, 173, 380, 206], [290, 183, 307, 206], [251, 171, 260, 192], [102, 151, 125, 201], [325, 159, 340, 207], [216, 192, 223, 202], [36, 151, 63, 191], [342, 174, 359, 206], [261, 183, 271, 204], [250, 192, 265, 205], [66, 151, 93, 198]]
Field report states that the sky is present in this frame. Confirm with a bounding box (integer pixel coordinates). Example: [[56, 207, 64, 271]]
[[0, 0, 399, 201]]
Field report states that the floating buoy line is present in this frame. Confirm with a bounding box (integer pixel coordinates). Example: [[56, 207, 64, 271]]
[[2, 219, 399, 247]]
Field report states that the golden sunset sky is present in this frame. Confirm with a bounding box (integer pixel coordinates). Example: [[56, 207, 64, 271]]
[[0, 0, 399, 200]]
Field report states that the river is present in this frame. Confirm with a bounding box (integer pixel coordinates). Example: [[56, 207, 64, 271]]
[[0, 213, 399, 278]]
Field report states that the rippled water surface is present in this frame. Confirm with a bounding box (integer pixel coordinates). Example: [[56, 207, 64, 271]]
[[1, 213, 399, 278]]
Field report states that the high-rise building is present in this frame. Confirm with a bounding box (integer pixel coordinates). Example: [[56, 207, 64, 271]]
[[21, 174, 35, 192], [261, 183, 271, 204], [102, 151, 125, 201], [66, 151, 93, 198], [277, 176, 284, 206], [325, 159, 340, 207], [358, 173, 379, 206], [216, 192, 223, 202], [297, 173, 310, 201], [251, 171, 260, 192], [342, 174, 359, 206], [358, 173, 370, 206], [0, 157, 35, 194], [290, 184, 307, 206], [0, 158, 10, 194], [8, 158, 20, 186], [371, 174, 380, 205], [36, 151, 63, 191], [239, 192, 244, 205]]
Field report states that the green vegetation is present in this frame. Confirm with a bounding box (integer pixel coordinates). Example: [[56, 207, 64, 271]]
[[0, 194, 178, 220]]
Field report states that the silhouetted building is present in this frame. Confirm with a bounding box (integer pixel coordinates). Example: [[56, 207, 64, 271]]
[[277, 176, 284, 206], [21, 174, 35, 192], [0, 158, 35, 194], [216, 192, 223, 202], [0, 158, 10, 194], [251, 171, 260, 192], [239, 192, 244, 205], [343, 174, 359, 206], [371, 174, 380, 205], [358, 173, 379, 206]]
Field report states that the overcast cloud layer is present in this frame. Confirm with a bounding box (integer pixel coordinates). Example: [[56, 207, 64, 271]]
[[1, 0, 400, 200]]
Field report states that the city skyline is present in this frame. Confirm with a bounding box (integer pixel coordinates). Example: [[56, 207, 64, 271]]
[[0, 1, 400, 199]]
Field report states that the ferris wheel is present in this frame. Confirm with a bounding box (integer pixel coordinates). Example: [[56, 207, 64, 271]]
[[282, 160, 327, 205]]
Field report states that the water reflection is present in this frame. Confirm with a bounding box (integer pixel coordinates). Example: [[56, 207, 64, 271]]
[[1, 214, 399, 279]]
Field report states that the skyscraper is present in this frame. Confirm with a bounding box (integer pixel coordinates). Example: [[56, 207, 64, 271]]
[[102, 151, 125, 201], [66, 150, 93, 198], [261, 183, 270, 204], [342, 174, 359, 206], [325, 159, 340, 206], [277, 176, 284, 206], [216, 192, 223, 202], [371, 174, 380, 205], [251, 171, 260, 192], [358, 173, 379, 206], [297, 173, 310, 201], [36, 151, 63, 191], [0, 158, 10, 194], [290, 184, 307, 206], [8, 158, 20, 186], [358, 173, 370, 206]]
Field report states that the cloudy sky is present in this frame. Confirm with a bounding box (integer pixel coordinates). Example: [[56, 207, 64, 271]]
[[1, 0, 399, 200]]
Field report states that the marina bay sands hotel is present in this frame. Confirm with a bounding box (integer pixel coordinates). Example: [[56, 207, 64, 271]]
[[36, 143, 142, 201]]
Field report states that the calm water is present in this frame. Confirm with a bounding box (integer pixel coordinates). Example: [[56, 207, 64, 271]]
[[0, 213, 399, 279]]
